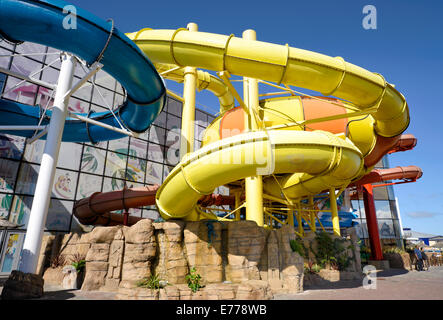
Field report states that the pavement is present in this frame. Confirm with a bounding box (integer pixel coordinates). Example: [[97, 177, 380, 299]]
[[275, 266, 443, 300], [1, 266, 443, 300]]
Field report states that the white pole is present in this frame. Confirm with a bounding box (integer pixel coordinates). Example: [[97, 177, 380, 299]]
[[19, 53, 76, 274]]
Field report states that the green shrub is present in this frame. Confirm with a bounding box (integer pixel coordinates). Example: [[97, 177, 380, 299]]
[[186, 267, 203, 293], [383, 246, 406, 254], [289, 239, 308, 258], [311, 231, 353, 271], [137, 274, 162, 290]]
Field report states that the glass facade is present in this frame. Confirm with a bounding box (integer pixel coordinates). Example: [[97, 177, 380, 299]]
[[0, 41, 218, 271], [351, 156, 403, 246]]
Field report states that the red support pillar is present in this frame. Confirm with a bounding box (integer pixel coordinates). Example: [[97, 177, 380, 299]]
[[362, 184, 384, 260]]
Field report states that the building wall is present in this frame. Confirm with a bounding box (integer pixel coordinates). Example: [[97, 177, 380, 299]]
[[351, 156, 404, 247], [0, 40, 219, 273]]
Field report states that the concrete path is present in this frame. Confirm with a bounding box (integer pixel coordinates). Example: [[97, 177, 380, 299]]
[[2, 266, 443, 300], [274, 266, 443, 300]]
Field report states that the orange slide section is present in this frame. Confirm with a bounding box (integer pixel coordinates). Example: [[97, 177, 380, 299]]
[[73, 134, 420, 226], [73, 185, 235, 226]]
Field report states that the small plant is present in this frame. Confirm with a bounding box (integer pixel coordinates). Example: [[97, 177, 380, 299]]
[[383, 247, 406, 254], [70, 253, 86, 273], [304, 260, 321, 274], [50, 253, 66, 268], [289, 238, 308, 258], [310, 231, 353, 271], [137, 274, 163, 291], [186, 267, 203, 293]]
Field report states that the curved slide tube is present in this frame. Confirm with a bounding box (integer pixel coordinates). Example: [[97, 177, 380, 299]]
[[350, 165, 423, 187], [125, 28, 412, 220], [73, 185, 235, 226], [0, 0, 166, 142]]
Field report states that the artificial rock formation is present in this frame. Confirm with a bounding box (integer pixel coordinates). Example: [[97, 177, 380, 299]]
[[40, 219, 308, 300]]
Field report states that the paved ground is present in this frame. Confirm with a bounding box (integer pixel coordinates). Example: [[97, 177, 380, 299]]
[[1, 267, 443, 300], [275, 266, 443, 300]]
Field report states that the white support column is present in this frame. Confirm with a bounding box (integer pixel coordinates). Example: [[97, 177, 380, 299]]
[[19, 53, 76, 274]]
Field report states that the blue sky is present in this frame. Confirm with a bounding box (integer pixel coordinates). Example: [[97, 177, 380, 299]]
[[70, 0, 443, 235]]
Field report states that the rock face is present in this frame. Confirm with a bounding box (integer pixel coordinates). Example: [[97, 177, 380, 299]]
[[1, 270, 44, 300], [40, 219, 311, 299]]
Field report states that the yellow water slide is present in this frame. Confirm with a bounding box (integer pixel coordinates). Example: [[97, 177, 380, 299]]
[[126, 28, 410, 221]]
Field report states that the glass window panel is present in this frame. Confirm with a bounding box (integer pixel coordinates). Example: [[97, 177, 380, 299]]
[[92, 85, 114, 107], [126, 157, 146, 183], [0, 159, 19, 193], [195, 124, 205, 141], [58, 142, 82, 170], [165, 127, 180, 148], [23, 138, 45, 163], [208, 115, 216, 123], [145, 161, 163, 185], [195, 110, 208, 127], [387, 184, 395, 200], [379, 220, 396, 239], [153, 111, 166, 128], [94, 70, 116, 90], [129, 207, 142, 217], [0, 47, 12, 69], [10, 56, 43, 77], [105, 151, 127, 179], [114, 93, 124, 106], [129, 138, 147, 159], [167, 98, 182, 117], [148, 143, 165, 163], [374, 159, 384, 169], [0, 39, 14, 51], [142, 209, 159, 220], [45, 200, 73, 231], [0, 134, 25, 160], [166, 113, 180, 131], [354, 220, 368, 239], [35, 86, 54, 109], [374, 200, 392, 219], [149, 126, 166, 145], [393, 219, 402, 239], [163, 165, 174, 182], [9, 196, 33, 229], [52, 169, 78, 200], [15, 42, 47, 62], [85, 139, 108, 149], [41, 66, 59, 83], [116, 82, 124, 95], [389, 200, 399, 219], [76, 173, 103, 199], [351, 199, 365, 218], [0, 232, 25, 274], [103, 177, 125, 193], [45, 48, 61, 69], [81, 145, 105, 174], [3, 77, 37, 105], [373, 185, 389, 200], [15, 163, 39, 195], [165, 146, 179, 166], [0, 193, 12, 219], [68, 97, 89, 113], [109, 137, 129, 155], [72, 83, 92, 101]]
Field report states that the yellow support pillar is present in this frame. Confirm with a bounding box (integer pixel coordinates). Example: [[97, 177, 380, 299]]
[[296, 203, 304, 236], [243, 29, 263, 227], [287, 207, 294, 228], [329, 188, 341, 236], [180, 22, 198, 159], [309, 196, 316, 232], [234, 191, 242, 221]]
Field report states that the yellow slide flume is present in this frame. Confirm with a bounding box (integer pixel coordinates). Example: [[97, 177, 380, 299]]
[[127, 29, 410, 220]]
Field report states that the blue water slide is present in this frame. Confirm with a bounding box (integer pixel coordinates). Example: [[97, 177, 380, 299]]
[[0, 0, 166, 142]]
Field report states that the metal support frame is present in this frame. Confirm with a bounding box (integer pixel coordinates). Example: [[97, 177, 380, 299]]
[[329, 187, 341, 236], [19, 52, 76, 274], [362, 184, 384, 260]]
